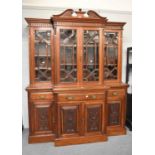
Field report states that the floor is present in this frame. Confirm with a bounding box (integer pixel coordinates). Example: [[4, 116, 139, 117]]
[[22, 129, 132, 155]]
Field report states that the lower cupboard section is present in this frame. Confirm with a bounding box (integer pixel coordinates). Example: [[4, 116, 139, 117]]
[[106, 91, 127, 136], [55, 101, 107, 146], [29, 101, 55, 143], [28, 88, 127, 146]]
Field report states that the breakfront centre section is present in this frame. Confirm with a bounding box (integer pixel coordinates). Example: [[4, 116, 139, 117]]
[[25, 9, 128, 146]]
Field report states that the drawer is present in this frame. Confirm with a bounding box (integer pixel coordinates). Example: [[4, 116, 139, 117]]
[[57, 93, 105, 102], [108, 89, 125, 97], [30, 92, 53, 101]]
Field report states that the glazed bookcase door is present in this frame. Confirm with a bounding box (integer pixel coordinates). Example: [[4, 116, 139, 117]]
[[31, 27, 53, 83], [84, 102, 105, 135], [58, 28, 78, 83], [58, 103, 82, 137], [107, 96, 125, 127], [104, 31, 121, 82], [31, 102, 53, 135], [82, 29, 100, 82]]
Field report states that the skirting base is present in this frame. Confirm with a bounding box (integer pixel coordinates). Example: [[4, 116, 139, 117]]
[[107, 127, 126, 136], [29, 134, 55, 143], [55, 134, 107, 146]]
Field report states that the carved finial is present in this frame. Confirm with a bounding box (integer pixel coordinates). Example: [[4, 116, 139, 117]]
[[75, 9, 85, 18], [79, 8, 82, 12]]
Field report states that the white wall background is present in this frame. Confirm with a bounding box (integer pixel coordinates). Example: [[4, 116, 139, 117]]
[[23, 0, 131, 12], [22, 1, 132, 128]]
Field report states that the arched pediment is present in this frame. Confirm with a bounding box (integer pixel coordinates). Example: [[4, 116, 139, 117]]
[[52, 9, 108, 24]]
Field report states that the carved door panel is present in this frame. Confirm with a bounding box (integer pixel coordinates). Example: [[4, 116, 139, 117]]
[[58, 103, 82, 137], [107, 102, 121, 126], [31, 102, 54, 134], [107, 96, 125, 127], [84, 103, 104, 135]]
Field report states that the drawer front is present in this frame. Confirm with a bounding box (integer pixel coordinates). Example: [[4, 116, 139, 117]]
[[57, 93, 105, 102], [108, 89, 125, 97], [30, 92, 53, 101]]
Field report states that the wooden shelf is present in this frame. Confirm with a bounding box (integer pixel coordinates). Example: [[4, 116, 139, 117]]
[[104, 64, 117, 66], [105, 44, 118, 48], [83, 64, 99, 66], [60, 64, 77, 65], [60, 44, 77, 47], [60, 44, 99, 47], [35, 67, 51, 70], [35, 55, 51, 57]]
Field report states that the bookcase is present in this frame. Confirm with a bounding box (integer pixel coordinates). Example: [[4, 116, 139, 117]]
[[25, 9, 128, 146]]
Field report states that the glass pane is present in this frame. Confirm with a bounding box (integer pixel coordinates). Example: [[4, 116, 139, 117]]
[[34, 30, 51, 81], [104, 32, 118, 80], [83, 30, 99, 81], [60, 29, 77, 82]]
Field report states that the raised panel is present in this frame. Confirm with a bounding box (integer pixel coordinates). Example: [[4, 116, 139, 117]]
[[84, 102, 106, 136], [60, 105, 80, 135], [107, 102, 121, 126], [32, 102, 53, 134], [86, 105, 102, 132]]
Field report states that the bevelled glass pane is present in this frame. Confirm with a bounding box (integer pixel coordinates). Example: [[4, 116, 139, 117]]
[[83, 30, 99, 81], [34, 30, 51, 81], [104, 32, 118, 80], [60, 29, 77, 82]]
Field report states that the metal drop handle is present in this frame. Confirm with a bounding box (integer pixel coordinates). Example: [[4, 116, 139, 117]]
[[66, 96, 74, 100], [39, 95, 45, 99]]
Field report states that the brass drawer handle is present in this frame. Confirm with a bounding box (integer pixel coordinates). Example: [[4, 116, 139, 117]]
[[85, 95, 89, 99], [39, 95, 45, 99], [112, 92, 118, 96], [85, 95, 96, 99], [91, 95, 96, 99], [66, 96, 74, 100]]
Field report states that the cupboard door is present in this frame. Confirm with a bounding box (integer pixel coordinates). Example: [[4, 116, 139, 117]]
[[107, 102, 121, 126], [83, 30, 100, 81], [85, 103, 104, 135], [107, 95, 125, 127], [59, 29, 77, 82], [104, 31, 120, 81], [58, 103, 82, 136], [33, 28, 53, 82], [31, 102, 53, 134]]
